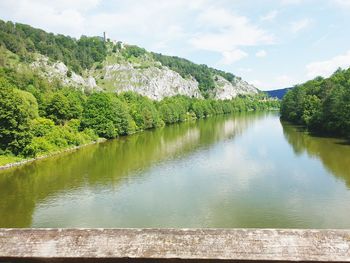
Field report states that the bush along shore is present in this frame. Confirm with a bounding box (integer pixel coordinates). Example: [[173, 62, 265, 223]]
[[0, 70, 279, 168]]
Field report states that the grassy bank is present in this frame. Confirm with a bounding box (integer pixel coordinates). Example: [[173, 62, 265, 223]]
[[0, 155, 22, 166]]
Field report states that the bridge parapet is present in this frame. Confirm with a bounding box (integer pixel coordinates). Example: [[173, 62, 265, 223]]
[[0, 228, 349, 262]]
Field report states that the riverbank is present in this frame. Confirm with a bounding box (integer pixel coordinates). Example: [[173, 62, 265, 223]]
[[0, 107, 280, 171], [0, 138, 106, 170], [0, 93, 280, 172]]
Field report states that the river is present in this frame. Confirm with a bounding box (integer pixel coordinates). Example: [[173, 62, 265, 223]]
[[0, 112, 350, 228]]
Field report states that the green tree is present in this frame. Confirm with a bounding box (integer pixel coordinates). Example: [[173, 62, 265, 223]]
[[81, 93, 135, 138], [0, 78, 38, 154], [120, 92, 162, 130], [281, 67, 350, 138], [30, 117, 55, 137], [301, 95, 321, 127], [45, 92, 70, 124]]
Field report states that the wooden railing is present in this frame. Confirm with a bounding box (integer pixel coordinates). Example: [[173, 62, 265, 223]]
[[0, 229, 349, 262]]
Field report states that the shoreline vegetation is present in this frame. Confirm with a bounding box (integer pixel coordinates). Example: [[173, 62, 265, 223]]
[[0, 85, 279, 170], [0, 108, 281, 171], [281, 68, 350, 139]]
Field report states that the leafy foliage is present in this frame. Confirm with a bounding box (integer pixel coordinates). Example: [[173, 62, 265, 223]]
[[81, 93, 136, 138], [0, 73, 97, 158], [0, 79, 38, 154], [45, 88, 85, 124], [281, 68, 350, 138], [120, 92, 164, 130], [121, 45, 147, 59], [0, 19, 107, 73]]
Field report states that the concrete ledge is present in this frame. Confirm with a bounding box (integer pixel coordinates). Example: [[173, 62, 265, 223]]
[[0, 229, 349, 262]]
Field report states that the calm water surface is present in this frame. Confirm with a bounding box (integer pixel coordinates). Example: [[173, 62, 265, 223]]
[[1, 112, 350, 228]]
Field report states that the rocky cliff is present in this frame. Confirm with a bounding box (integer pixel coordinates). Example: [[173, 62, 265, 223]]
[[212, 75, 259, 100], [31, 55, 99, 92], [29, 42, 259, 101], [99, 62, 202, 100]]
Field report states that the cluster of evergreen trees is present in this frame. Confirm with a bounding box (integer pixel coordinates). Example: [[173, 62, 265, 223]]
[[281, 68, 350, 138], [0, 67, 278, 160], [0, 19, 107, 73]]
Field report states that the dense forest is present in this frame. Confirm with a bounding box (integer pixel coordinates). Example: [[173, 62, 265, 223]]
[[0, 19, 107, 73], [281, 68, 350, 138]]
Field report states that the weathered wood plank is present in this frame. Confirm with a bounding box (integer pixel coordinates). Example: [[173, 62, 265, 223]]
[[0, 229, 349, 262]]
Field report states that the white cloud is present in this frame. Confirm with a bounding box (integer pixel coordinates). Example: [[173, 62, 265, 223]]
[[260, 10, 278, 21], [0, 0, 101, 37], [191, 8, 274, 50], [281, 0, 302, 5], [256, 50, 267, 57], [250, 80, 263, 88], [219, 49, 248, 65], [34, 0, 101, 11], [189, 8, 274, 64], [306, 50, 350, 78], [238, 68, 253, 73], [275, 75, 294, 86], [0, 0, 207, 40], [250, 75, 297, 90], [290, 18, 312, 33], [0, 0, 100, 13], [334, 0, 350, 8], [150, 25, 186, 52]]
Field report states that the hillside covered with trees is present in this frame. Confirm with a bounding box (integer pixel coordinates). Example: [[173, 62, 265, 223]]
[[0, 19, 107, 73], [0, 19, 259, 100], [266, 88, 292, 100], [281, 68, 350, 138]]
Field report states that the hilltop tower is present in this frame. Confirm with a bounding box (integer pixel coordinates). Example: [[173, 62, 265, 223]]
[[103, 32, 106, 42]]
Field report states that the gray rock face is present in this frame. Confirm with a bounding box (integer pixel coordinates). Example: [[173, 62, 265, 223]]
[[30, 54, 259, 100], [31, 55, 98, 91], [213, 75, 259, 100], [103, 63, 202, 100], [86, 77, 97, 89]]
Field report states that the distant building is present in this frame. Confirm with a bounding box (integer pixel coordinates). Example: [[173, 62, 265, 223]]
[[103, 32, 106, 42]]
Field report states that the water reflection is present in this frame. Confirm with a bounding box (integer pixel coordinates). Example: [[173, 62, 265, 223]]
[[0, 113, 258, 227], [1, 112, 350, 228], [282, 121, 350, 188]]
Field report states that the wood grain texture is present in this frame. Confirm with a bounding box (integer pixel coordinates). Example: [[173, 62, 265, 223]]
[[0, 229, 349, 262]]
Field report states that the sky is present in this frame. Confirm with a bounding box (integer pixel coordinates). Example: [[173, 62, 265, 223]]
[[1, 0, 350, 90]]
